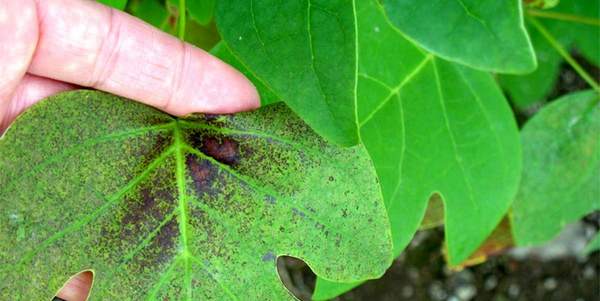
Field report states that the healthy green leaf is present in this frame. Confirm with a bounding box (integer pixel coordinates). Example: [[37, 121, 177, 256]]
[[130, 0, 218, 50], [0, 90, 392, 300], [525, 0, 559, 9], [497, 23, 564, 109], [166, 0, 215, 26], [215, 0, 359, 146], [383, 0, 537, 74], [359, 55, 521, 265], [97, 0, 128, 10], [313, 1, 522, 299], [499, 0, 600, 108], [211, 42, 280, 106], [511, 90, 600, 246], [183, 21, 221, 51], [187, 0, 216, 25], [129, 0, 170, 29]]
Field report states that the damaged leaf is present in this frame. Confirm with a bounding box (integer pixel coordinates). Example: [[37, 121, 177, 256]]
[[0, 90, 392, 300], [445, 217, 514, 270]]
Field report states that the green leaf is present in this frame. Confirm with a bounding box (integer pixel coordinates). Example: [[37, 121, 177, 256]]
[[547, 0, 600, 66], [499, 0, 600, 108], [128, 0, 170, 29], [97, 0, 128, 10], [187, 0, 216, 25], [383, 0, 537, 74], [215, 0, 359, 146], [511, 90, 600, 246], [314, 1, 522, 299], [585, 232, 600, 254], [525, 0, 560, 9], [211, 42, 280, 106], [166, 0, 216, 26], [183, 21, 221, 51], [0, 90, 392, 299], [360, 56, 521, 265], [497, 24, 563, 109]]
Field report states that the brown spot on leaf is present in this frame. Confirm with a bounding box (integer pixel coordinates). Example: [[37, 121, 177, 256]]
[[186, 154, 219, 198], [124, 215, 180, 270], [133, 216, 180, 268], [119, 183, 175, 233], [200, 137, 240, 165], [186, 130, 241, 166]]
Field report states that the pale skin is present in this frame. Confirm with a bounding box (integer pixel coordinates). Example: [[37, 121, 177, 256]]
[[0, 0, 260, 299]]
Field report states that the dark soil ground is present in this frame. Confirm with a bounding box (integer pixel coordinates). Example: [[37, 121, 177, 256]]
[[278, 56, 600, 301]]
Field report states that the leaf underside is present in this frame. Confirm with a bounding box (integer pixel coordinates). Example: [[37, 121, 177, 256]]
[[511, 90, 600, 246], [0, 90, 392, 300]]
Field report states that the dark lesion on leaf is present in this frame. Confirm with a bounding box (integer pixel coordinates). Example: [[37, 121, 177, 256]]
[[119, 187, 173, 227], [186, 153, 221, 199], [201, 136, 240, 165], [96, 156, 179, 268], [186, 129, 241, 166], [138, 216, 180, 266]]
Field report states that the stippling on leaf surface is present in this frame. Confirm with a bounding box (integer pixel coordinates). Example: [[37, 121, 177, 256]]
[[0, 90, 392, 300]]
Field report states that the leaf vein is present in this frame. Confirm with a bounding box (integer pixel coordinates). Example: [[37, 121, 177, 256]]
[[431, 58, 478, 209]]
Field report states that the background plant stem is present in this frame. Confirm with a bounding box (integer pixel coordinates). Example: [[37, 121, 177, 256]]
[[178, 0, 186, 40], [527, 16, 600, 93]]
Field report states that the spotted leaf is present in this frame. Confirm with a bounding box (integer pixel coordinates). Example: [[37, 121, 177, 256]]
[[0, 90, 392, 300]]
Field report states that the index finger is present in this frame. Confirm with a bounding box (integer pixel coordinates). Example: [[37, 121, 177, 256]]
[[27, 0, 259, 115]]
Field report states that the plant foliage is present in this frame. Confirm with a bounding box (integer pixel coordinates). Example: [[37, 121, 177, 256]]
[[0, 91, 391, 299], [499, 0, 600, 108], [511, 90, 599, 245], [0, 0, 598, 299], [383, 0, 537, 74]]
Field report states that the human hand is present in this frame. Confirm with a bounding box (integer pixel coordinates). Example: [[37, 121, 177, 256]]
[[1, 0, 259, 299], [0, 0, 259, 135]]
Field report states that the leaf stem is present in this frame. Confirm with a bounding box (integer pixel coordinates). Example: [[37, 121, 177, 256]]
[[527, 9, 600, 27], [178, 0, 186, 40], [527, 16, 600, 93]]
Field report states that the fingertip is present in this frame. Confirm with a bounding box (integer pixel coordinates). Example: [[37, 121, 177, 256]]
[[55, 271, 93, 301], [165, 46, 261, 116]]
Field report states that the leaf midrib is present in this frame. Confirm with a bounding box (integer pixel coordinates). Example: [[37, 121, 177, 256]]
[[173, 124, 194, 299], [6, 118, 347, 300]]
